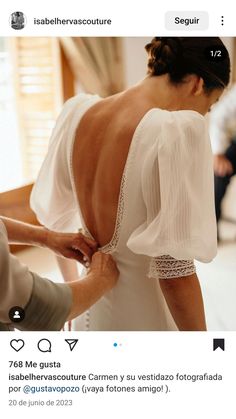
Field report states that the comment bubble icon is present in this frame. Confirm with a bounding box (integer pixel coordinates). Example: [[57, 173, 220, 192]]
[[37, 338, 52, 353]]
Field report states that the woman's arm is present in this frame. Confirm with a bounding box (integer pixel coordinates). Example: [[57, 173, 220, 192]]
[[67, 252, 119, 320], [0, 216, 49, 247], [1, 248, 118, 331], [56, 256, 79, 282], [55, 256, 80, 330], [159, 273, 207, 331], [28, 252, 119, 330], [25, 252, 119, 330], [0, 216, 97, 264]]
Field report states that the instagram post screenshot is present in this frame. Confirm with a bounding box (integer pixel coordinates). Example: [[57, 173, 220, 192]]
[[0, 1, 235, 417]]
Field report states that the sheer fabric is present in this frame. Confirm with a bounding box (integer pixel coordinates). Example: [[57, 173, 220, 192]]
[[31, 94, 99, 232], [127, 109, 217, 262]]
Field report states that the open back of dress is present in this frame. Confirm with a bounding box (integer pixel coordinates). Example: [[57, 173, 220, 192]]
[[31, 93, 217, 331]]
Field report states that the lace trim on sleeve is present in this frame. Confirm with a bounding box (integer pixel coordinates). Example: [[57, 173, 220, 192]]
[[148, 255, 196, 279]]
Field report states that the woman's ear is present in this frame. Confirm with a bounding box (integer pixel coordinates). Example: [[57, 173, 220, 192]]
[[192, 76, 205, 96], [183, 74, 204, 96]]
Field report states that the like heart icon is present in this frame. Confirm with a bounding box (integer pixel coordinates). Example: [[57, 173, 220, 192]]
[[10, 339, 25, 352]]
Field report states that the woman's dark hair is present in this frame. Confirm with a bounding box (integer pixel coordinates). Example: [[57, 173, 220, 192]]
[[145, 37, 230, 91]]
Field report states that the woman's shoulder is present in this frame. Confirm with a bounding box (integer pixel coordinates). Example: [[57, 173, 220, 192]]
[[149, 108, 205, 129], [63, 93, 100, 109], [138, 108, 209, 162], [51, 93, 101, 138], [145, 108, 207, 147]]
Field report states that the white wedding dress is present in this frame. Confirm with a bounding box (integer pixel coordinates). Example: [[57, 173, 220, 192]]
[[31, 93, 217, 331]]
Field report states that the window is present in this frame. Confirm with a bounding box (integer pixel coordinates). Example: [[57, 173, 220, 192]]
[[0, 38, 23, 192], [0, 37, 63, 192]]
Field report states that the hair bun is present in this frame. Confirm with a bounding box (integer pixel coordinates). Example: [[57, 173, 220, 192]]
[[145, 37, 182, 76], [145, 37, 230, 90]]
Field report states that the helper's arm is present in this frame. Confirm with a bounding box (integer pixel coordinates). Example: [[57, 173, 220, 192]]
[[0, 216, 97, 265]]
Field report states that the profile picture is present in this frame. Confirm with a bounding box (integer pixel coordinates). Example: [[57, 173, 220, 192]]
[[10, 11, 26, 30]]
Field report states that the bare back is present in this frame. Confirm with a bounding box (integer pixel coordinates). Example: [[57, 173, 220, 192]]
[[72, 90, 156, 247]]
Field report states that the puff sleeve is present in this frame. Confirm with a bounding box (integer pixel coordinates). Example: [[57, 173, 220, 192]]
[[30, 94, 91, 232], [127, 110, 217, 263]]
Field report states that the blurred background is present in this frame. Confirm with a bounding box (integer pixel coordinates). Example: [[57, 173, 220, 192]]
[[0, 37, 236, 330]]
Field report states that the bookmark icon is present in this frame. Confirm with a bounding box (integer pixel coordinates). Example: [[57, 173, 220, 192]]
[[65, 339, 79, 351], [213, 339, 225, 351]]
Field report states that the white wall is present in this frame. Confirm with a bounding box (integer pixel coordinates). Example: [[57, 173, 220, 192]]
[[123, 37, 150, 87]]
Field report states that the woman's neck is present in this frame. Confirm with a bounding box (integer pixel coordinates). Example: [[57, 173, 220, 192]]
[[135, 75, 188, 111]]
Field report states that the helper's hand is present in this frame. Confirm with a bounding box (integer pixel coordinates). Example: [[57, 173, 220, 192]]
[[214, 154, 233, 177], [45, 230, 98, 265], [88, 252, 119, 291], [66, 252, 119, 321]]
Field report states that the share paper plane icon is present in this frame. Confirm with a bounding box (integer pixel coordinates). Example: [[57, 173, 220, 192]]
[[65, 339, 79, 351]]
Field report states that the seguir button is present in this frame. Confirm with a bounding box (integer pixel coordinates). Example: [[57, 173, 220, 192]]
[[165, 11, 209, 30]]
